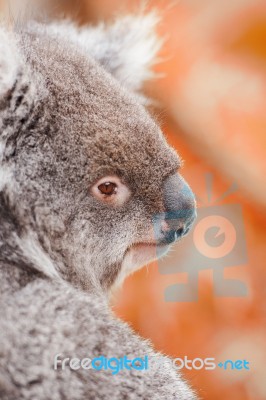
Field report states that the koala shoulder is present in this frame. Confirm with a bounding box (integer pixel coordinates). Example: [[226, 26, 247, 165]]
[[0, 278, 197, 400]]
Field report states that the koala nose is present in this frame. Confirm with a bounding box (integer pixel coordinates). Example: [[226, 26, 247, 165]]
[[155, 173, 196, 245], [160, 221, 192, 244]]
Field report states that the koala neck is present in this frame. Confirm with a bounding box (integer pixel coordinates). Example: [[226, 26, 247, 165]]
[[0, 191, 43, 297], [0, 190, 65, 297], [0, 190, 103, 297]]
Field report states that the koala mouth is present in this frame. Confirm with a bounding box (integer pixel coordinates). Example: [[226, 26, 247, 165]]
[[120, 242, 170, 279], [130, 242, 170, 257]]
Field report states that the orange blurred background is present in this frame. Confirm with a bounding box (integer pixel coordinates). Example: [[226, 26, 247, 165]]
[[3, 1, 266, 399]]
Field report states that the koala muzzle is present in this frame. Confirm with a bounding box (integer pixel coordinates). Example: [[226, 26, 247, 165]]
[[154, 173, 197, 245]]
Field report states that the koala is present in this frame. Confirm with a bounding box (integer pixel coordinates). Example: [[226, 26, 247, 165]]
[[0, 11, 197, 400]]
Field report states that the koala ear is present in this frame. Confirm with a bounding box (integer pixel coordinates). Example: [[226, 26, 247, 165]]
[[51, 13, 162, 94], [0, 24, 39, 161], [0, 25, 35, 107], [0, 28, 20, 100], [84, 13, 162, 92]]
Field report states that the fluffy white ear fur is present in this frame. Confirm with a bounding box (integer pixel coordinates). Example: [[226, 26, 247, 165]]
[[49, 13, 162, 93], [0, 27, 20, 98]]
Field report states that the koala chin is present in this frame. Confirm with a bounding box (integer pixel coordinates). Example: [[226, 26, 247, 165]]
[[0, 11, 197, 400]]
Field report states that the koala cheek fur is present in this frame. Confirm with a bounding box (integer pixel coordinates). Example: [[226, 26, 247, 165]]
[[0, 11, 197, 400]]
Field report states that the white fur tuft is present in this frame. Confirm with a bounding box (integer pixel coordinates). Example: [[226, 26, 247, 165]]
[[0, 141, 12, 192], [0, 167, 12, 192], [17, 233, 59, 279], [0, 27, 19, 97]]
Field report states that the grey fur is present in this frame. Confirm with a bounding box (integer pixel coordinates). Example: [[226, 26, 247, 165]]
[[0, 14, 197, 400]]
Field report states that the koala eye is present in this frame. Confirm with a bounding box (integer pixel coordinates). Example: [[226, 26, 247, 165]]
[[98, 182, 117, 196], [90, 175, 130, 206]]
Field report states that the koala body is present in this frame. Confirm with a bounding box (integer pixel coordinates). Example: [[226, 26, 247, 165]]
[[0, 13, 197, 400]]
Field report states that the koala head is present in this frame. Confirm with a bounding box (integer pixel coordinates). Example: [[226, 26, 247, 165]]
[[0, 14, 196, 294]]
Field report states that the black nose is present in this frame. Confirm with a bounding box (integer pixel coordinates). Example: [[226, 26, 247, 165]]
[[161, 212, 196, 244], [154, 173, 196, 245]]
